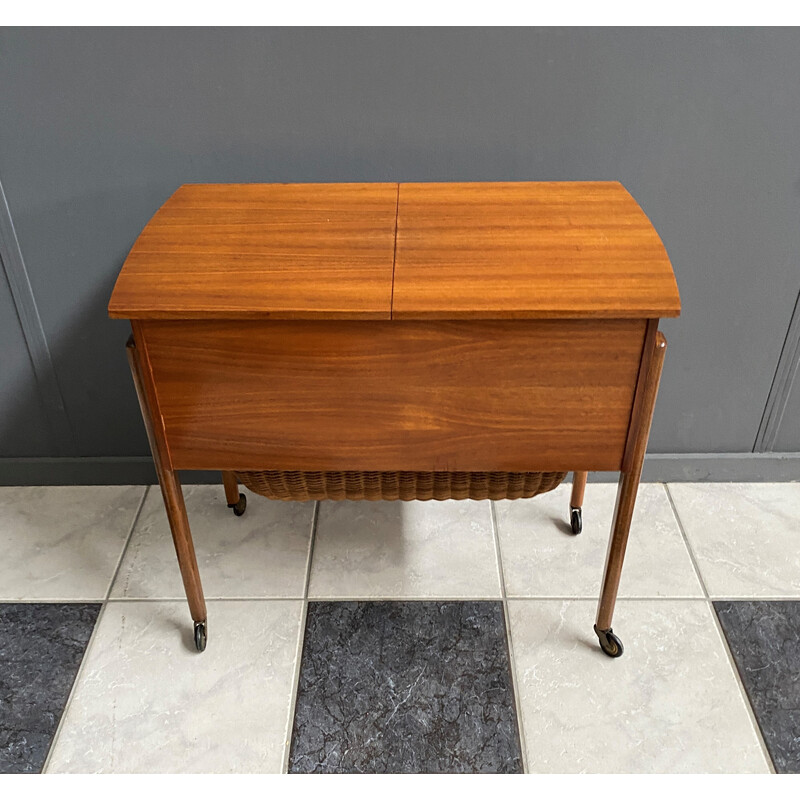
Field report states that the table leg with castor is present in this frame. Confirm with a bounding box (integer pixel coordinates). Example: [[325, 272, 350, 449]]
[[158, 468, 208, 652], [569, 471, 588, 535], [594, 330, 667, 657], [127, 333, 208, 652], [222, 471, 247, 516]]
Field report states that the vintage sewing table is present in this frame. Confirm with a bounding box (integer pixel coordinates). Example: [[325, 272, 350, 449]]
[[109, 182, 680, 656]]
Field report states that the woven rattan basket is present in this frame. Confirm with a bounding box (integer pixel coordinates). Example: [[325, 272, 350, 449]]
[[235, 469, 567, 502]]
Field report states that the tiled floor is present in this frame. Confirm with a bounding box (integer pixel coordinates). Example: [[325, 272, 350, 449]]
[[0, 481, 798, 773], [289, 601, 521, 773]]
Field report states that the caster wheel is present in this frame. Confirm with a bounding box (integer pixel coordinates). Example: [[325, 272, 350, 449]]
[[594, 625, 623, 658], [228, 493, 247, 517], [570, 507, 582, 535], [194, 621, 207, 653]]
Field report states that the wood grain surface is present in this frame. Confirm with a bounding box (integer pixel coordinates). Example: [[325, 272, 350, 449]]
[[140, 318, 646, 472], [126, 335, 206, 622], [109, 181, 680, 322], [109, 183, 399, 320], [393, 182, 680, 320], [596, 331, 667, 630]]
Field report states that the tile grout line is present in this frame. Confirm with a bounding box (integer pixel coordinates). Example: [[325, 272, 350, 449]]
[[98, 594, 525, 603], [11, 594, 745, 603], [663, 484, 707, 596], [490, 500, 529, 775], [41, 485, 150, 774], [709, 596, 800, 602], [664, 484, 776, 774], [504, 595, 706, 602], [104, 596, 308, 603], [305, 595, 516, 602], [281, 499, 318, 774]]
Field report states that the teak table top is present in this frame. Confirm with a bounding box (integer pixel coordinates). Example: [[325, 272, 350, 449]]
[[108, 181, 680, 321]]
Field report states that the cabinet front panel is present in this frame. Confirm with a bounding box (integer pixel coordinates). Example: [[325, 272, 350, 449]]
[[140, 318, 646, 472]]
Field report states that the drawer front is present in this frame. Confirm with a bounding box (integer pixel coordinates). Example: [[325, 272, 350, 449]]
[[140, 318, 646, 472]]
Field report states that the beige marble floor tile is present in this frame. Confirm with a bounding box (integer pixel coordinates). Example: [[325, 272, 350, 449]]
[[308, 499, 501, 599], [111, 486, 314, 599], [46, 599, 302, 773], [496, 483, 702, 598], [508, 599, 770, 773], [667, 482, 800, 598], [0, 485, 145, 601]]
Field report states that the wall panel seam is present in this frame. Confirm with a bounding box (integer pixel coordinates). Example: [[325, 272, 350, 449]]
[[0, 175, 75, 455], [753, 287, 800, 452]]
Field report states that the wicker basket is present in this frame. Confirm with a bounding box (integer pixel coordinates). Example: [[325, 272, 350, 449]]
[[235, 469, 566, 502]]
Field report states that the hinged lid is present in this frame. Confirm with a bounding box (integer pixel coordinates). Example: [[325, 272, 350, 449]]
[[393, 182, 680, 319], [108, 183, 399, 320], [109, 181, 680, 321]]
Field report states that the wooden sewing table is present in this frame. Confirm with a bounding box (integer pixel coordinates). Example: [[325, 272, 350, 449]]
[[108, 182, 680, 656]]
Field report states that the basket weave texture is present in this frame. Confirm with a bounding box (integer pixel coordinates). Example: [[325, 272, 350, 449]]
[[236, 469, 567, 502]]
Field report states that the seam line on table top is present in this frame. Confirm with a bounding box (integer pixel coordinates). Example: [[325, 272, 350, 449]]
[[389, 183, 400, 320]]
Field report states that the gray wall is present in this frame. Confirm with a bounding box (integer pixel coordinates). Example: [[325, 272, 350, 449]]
[[1, 28, 799, 480], [778, 382, 800, 452]]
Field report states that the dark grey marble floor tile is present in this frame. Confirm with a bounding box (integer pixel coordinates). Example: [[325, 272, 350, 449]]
[[289, 601, 522, 774], [0, 603, 100, 773], [714, 601, 800, 773]]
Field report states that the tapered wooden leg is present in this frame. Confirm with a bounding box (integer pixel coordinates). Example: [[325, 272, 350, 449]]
[[569, 471, 588, 535], [595, 331, 667, 657], [222, 471, 239, 505], [127, 335, 208, 651], [593, 471, 639, 657], [222, 471, 247, 516], [570, 471, 588, 509], [157, 467, 207, 626]]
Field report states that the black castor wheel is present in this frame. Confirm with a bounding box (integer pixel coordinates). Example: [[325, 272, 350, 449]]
[[570, 507, 582, 535], [594, 624, 623, 658], [194, 620, 207, 652], [228, 492, 247, 517]]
